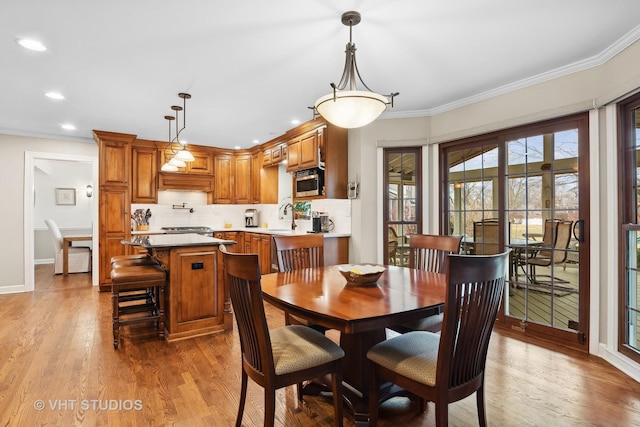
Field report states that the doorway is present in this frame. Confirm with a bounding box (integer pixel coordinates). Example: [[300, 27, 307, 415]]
[[441, 113, 590, 351], [24, 151, 99, 291]]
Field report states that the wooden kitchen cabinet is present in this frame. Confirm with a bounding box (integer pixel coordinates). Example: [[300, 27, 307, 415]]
[[234, 154, 252, 204], [246, 232, 273, 274], [94, 130, 136, 290], [213, 153, 233, 203], [252, 152, 261, 203], [160, 146, 213, 174], [151, 245, 227, 340], [132, 140, 158, 203], [214, 231, 242, 252], [286, 127, 322, 172]]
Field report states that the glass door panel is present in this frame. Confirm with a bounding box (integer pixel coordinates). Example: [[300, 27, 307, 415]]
[[384, 149, 421, 266], [442, 113, 589, 351]]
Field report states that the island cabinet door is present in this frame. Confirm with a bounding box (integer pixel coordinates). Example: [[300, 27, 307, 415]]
[[165, 246, 226, 340]]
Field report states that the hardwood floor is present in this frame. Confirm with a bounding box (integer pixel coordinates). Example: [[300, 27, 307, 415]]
[[1, 265, 640, 426]]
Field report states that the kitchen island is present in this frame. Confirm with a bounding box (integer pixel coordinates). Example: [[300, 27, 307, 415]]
[[122, 233, 236, 341]]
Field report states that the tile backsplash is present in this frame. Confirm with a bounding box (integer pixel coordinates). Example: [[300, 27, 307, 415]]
[[132, 190, 351, 234]]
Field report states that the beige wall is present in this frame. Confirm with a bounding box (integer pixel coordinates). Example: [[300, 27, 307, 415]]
[[1, 134, 97, 288], [347, 37, 640, 381]]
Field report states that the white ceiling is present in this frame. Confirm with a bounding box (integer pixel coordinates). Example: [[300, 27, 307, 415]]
[[2, 0, 640, 150]]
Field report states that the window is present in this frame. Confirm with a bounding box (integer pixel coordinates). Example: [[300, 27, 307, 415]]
[[618, 92, 640, 362]]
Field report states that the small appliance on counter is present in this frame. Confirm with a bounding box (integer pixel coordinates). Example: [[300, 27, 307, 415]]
[[311, 211, 333, 233], [244, 208, 259, 228]]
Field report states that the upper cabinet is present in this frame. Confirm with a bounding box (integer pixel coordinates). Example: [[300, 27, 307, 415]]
[[214, 153, 233, 204], [159, 146, 213, 174], [286, 119, 348, 199], [286, 128, 323, 172], [132, 140, 158, 204], [96, 131, 134, 186], [234, 154, 252, 204]]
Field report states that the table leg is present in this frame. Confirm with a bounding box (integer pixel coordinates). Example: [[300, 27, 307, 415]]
[[63, 240, 69, 276], [339, 328, 387, 426]]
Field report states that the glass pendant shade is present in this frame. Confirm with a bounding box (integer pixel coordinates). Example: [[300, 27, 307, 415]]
[[161, 163, 179, 172], [315, 90, 388, 129], [174, 148, 195, 162], [168, 157, 186, 167]]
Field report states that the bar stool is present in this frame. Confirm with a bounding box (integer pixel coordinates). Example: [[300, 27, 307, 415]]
[[110, 264, 166, 349], [111, 254, 159, 268]]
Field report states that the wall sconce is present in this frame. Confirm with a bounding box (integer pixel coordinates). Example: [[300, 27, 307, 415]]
[[85, 184, 93, 198]]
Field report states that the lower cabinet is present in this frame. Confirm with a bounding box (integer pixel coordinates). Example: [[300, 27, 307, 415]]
[[152, 245, 229, 340], [245, 232, 273, 274]]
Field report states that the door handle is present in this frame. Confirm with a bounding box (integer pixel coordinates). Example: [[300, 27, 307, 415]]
[[573, 220, 585, 243]]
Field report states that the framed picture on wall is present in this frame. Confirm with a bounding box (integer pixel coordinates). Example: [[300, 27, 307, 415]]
[[55, 188, 76, 206]]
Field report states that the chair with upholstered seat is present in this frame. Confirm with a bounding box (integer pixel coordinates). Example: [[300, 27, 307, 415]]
[[391, 234, 462, 333], [367, 251, 509, 427], [44, 219, 91, 274], [273, 234, 326, 331], [221, 245, 345, 427]]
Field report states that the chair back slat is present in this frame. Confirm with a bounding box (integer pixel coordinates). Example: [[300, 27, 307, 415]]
[[222, 247, 274, 378], [273, 234, 324, 272], [408, 234, 462, 273], [438, 251, 509, 390]]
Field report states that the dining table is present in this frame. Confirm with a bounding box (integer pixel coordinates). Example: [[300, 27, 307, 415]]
[[259, 264, 447, 426], [62, 235, 92, 276]]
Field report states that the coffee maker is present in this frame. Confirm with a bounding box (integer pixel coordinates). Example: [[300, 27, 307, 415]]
[[312, 211, 330, 233], [244, 208, 259, 228]]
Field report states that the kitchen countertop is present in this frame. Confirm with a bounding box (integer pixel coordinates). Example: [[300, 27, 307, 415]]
[[131, 227, 350, 238], [122, 233, 236, 249]]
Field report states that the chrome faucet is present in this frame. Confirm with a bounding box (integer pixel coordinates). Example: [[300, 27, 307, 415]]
[[281, 203, 297, 231]]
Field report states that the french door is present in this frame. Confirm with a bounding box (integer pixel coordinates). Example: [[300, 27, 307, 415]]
[[441, 113, 590, 351], [383, 148, 422, 266]]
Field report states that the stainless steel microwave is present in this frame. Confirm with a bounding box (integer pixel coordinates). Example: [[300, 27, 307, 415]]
[[294, 168, 324, 198]]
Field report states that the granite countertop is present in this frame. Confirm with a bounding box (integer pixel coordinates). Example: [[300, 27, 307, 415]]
[[131, 227, 350, 238], [122, 233, 236, 249]]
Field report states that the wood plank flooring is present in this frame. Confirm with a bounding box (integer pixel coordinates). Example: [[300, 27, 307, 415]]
[[1, 265, 640, 426]]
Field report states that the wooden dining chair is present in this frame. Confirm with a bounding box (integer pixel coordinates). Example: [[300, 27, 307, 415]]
[[272, 234, 327, 331], [391, 234, 462, 333], [220, 246, 345, 427], [367, 251, 509, 427]]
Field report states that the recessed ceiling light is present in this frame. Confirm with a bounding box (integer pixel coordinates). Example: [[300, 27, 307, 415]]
[[17, 38, 47, 52], [291, 119, 300, 125], [252, 139, 260, 144], [233, 145, 241, 150], [45, 92, 65, 100], [61, 123, 76, 131]]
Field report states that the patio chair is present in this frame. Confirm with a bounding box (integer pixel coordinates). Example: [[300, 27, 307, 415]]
[[527, 220, 573, 285]]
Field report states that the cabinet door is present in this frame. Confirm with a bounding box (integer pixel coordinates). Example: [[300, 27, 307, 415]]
[[99, 138, 131, 186], [262, 148, 272, 166], [286, 129, 319, 172], [234, 154, 252, 204], [251, 152, 261, 203], [99, 187, 131, 288], [299, 130, 319, 169], [186, 150, 213, 174], [132, 145, 157, 203], [214, 155, 233, 203], [259, 234, 273, 274], [286, 139, 300, 172]]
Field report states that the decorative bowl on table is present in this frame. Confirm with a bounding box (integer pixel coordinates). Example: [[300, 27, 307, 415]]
[[338, 264, 386, 286]]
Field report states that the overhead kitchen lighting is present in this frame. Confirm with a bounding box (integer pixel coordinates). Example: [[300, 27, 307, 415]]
[[161, 93, 195, 172], [17, 38, 47, 52], [314, 11, 398, 129], [61, 123, 76, 130], [45, 91, 65, 100]]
